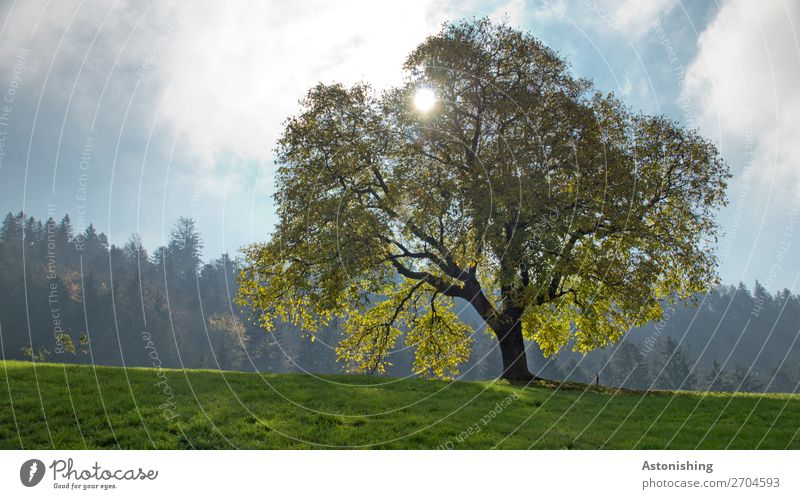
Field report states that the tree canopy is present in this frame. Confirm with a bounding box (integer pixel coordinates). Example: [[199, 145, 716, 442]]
[[238, 19, 729, 381]]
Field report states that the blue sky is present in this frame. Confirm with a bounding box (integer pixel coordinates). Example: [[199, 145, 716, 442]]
[[0, 0, 798, 291]]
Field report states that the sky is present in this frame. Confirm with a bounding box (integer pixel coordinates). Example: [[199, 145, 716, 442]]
[[0, 0, 798, 291]]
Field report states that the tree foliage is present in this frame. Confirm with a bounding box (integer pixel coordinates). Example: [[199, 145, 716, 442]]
[[239, 19, 729, 379]]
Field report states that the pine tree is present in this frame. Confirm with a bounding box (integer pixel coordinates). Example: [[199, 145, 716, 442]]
[[652, 336, 697, 390]]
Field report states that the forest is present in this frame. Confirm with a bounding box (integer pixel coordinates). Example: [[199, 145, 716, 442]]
[[1, 211, 798, 393]]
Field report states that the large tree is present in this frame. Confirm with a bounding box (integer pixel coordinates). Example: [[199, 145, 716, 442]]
[[238, 19, 729, 381]]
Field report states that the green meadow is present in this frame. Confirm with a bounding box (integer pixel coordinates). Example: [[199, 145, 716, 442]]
[[1, 361, 798, 449]]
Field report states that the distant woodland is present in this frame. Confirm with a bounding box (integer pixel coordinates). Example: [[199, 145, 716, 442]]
[[1, 211, 798, 393]]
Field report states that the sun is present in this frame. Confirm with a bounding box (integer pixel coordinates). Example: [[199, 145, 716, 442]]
[[413, 87, 437, 112]]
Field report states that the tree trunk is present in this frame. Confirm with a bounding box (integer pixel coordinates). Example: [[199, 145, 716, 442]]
[[463, 280, 540, 382], [494, 316, 536, 382]]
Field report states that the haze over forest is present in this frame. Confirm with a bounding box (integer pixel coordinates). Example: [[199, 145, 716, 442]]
[[2, 211, 798, 393]]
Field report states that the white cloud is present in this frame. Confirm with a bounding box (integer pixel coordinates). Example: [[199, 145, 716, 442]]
[[489, 0, 527, 25], [144, 1, 456, 161], [611, 0, 676, 37], [568, 0, 675, 38], [0, 0, 458, 162], [682, 0, 800, 187], [0, 0, 466, 256]]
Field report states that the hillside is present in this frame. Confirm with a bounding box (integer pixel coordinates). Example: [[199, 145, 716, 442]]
[[1, 361, 798, 449]]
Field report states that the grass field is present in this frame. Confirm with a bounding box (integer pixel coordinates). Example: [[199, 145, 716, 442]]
[[1, 360, 798, 449]]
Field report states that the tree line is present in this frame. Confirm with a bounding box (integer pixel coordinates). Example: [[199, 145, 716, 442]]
[[0, 211, 797, 393], [554, 282, 800, 393]]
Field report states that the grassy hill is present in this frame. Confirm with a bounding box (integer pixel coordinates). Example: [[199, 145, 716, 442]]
[[1, 360, 798, 449]]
